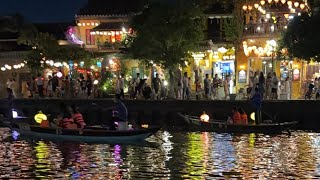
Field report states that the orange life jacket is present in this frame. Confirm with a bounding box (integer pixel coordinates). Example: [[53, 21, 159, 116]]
[[40, 120, 49, 128], [241, 113, 248, 124], [60, 118, 74, 128], [73, 113, 86, 128], [232, 111, 241, 123]]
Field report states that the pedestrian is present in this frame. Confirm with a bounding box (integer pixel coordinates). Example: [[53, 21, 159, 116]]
[[204, 74, 210, 99], [223, 75, 230, 100], [271, 72, 279, 100], [258, 72, 265, 99], [152, 73, 161, 99], [182, 72, 189, 100], [212, 74, 220, 100], [37, 74, 44, 97]]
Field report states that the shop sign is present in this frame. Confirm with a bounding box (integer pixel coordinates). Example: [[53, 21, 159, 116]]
[[192, 53, 205, 60], [238, 70, 247, 83], [223, 55, 236, 60], [293, 69, 300, 81]]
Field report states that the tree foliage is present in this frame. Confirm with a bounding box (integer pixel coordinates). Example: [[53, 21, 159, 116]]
[[18, 24, 97, 70], [129, 0, 205, 69], [280, 12, 320, 61]]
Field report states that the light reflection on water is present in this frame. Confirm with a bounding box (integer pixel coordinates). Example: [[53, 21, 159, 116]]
[[1, 128, 320, 179]]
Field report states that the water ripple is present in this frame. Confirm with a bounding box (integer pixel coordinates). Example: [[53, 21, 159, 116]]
[[1, 128, 320, 179]]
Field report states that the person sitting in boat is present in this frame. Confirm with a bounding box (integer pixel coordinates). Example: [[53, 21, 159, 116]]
[[231, 106, 241, 124], [111, 94, 128, 130], [59, 106, 77, 129], [72, 105, 86, 129], [238, 107, 248, 125]]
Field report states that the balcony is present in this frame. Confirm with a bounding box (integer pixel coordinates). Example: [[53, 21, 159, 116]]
[[243, 22, 288, 38]]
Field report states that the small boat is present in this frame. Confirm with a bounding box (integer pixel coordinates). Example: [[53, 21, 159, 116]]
[[8, 122, 160, 143], [178, 113, 298, 134]]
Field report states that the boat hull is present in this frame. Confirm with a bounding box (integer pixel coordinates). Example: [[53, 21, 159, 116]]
[[11, 124, 159, 143], [179, 113, 298, 134]]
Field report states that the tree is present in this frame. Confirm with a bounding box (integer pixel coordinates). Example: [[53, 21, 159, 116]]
[[280, 12, 320, 61], [129, 0, 205, 97], [18, 24, 98, 71]]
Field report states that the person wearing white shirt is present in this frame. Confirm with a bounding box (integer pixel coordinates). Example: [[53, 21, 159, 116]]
[[116, 74, 125, 99]]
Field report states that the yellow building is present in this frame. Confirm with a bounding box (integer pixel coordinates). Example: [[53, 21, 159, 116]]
[[74, 0, 146, 78], [238, 0, 309, 99]]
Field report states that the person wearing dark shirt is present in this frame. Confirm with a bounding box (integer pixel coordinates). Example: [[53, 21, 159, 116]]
[[250, 87, 262, 124], [107, 94, 128, 130], [152, 73, 161, 97]]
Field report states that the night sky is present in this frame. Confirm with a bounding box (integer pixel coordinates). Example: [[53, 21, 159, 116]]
[[0, 0, 87, 22]]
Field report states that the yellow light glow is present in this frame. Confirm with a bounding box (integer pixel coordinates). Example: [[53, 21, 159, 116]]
[[287, 1, 292, 6], [240, 65, 245, 69], [294, 2, 299, 7], [300, 3, 305, 9], [260, 0, 265, 5], [242, 5, 248, 11], [254, 3, 259, 8], [34, 111, 47, 124], [250, 112, 255, 121], [141, 124, 149, 128], [200, 112, 210, 123], [281, 0, 286, 4]]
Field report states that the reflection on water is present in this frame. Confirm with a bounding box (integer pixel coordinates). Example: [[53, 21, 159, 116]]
[[1, 128, 320, 179]]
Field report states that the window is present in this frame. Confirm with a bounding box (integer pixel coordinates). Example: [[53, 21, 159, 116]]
[[85, 29, 95, 45]]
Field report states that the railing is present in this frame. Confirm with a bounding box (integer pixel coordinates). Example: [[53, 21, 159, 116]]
[[243, 22, 288, 36]]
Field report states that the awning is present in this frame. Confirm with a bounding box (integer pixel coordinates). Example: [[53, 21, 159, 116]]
[[91, 22, 128, 31]]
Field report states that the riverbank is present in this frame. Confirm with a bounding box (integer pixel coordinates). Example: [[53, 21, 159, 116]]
[[0, 99, 319, 130]]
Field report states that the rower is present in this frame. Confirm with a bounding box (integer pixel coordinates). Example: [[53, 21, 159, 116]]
[[111, 94, 128, 130]]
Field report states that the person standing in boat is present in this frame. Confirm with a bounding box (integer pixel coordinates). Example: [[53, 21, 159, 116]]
[[107, 94, 128, 130], [250, 87, 262, 124]]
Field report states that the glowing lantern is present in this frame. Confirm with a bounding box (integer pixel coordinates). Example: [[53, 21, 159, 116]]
[[268, 0, 272, 3], [250, 112, 255, 121], [260, 0, 265, 5], [200, 112, 210, 123], [141, 124, 149, 128], [248, 5, 253, 10], [12, 110, 18, 118], [254, 3, 259, 8], [34, 111, 47, 124], [274, 0, 279, 2], [281, 0, 286, 4], [300, 3, 305, 9], [287, 1, 292, 6], [242, 5, 248, 10], [294, 2, 299, 7]]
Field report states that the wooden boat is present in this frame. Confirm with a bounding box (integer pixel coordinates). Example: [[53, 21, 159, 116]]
[[8, 122, 160, 143], [178, 113, 298, 134]]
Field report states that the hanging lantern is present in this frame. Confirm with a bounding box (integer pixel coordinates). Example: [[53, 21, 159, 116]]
[[248, 5, 253, 10], [254, 3, 259, 8], [300, 3, 305, 9], [242, 5, 248, 11], [287, 1, 292, 6], [200, 112, 210, 123], [260, 0, 266, 5], [274, 0, 279, 3], [294, 2, 299, 7], [34, 111, 47, 124], [281, 0, 286, 4], [268, 0, 272, 3]]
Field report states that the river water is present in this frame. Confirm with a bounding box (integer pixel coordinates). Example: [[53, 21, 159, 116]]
[[1, 128, 320, 179]]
